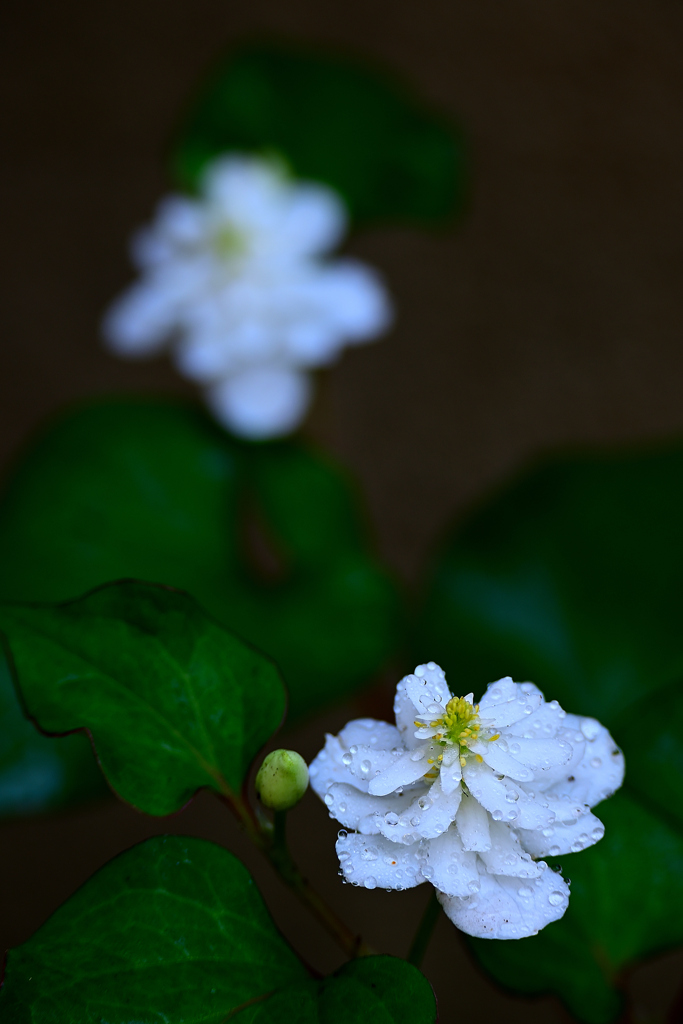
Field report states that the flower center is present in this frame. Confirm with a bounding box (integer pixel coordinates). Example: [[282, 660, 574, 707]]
[[213, 224, 246, 258], [435, 695, 481, 747]]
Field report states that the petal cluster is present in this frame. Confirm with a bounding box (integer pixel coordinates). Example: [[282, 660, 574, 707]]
[[309, 663, 624, 939], [102, 155, 392, 438]]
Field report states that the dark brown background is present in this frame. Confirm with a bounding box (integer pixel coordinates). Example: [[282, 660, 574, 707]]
[[1, 1, 683, 1021]]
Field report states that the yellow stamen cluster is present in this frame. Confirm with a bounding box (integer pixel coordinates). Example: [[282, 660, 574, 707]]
[[415, 695, 483, 769]]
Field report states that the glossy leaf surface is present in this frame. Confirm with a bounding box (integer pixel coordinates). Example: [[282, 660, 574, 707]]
[[172, 45, 466, 225], [0, 835, 436, 1024], [417, 445, 683, 1022], [0, 581, 285, 814]]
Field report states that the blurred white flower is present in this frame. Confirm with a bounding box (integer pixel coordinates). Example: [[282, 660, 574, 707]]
[[309, 663, 624, 940], [102, 155, 392, 438]]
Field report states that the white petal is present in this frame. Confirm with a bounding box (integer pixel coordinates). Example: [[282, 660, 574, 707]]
[[308, 733, 368, 797], [313, 260, 393, 341], [479, 819, 542, 878], [376, 776, 462, 843], [439, 754, 462, 795], [339, 719, 402, 752], [518, 809, 605, 857], [505, 696, 567, 739], [545, 716, 624, 808], [205, 365, 311, 439], [325, 782, 414, 833], [479, 678, 543, 728], [368, 745, 436, 797], [393, 679, 423, 750], [462, 759, 556, 831], [479, 676, 518, 708], [152, 195, 206, 248], [101, 282, 179, 355], [455, 792, 492, 851], [425, 829, 480, 897], [336, 832, 427, 891], [403, 663, 452, 715], [438, 864, 569, 939], [520, 728, 586, 791], [278, 184, 347, 255], [340, 744, 403, 784], [472, 740, 535, 783]]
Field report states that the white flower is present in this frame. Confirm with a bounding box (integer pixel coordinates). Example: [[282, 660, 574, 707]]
[[309, 662, 624, 940], [102, 155, 392, 439]]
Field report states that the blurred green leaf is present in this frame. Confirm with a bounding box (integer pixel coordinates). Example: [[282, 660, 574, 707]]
[[0, 654, 106, 817], [417, 444, 683, 1021], [172, 44, 466, 225], [0, 834, 436, 1024], [0, 399, 399, 726], [0, 581, 285, 814]]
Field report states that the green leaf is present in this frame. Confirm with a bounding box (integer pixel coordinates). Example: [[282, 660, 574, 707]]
[[0, 581, 285, 814], [0, 835, 307, 1023], [171, 44, 466, 225], [0, 399, 399, 720], [0, 653, 106, 816], [231, 957, 436, 1023], [0, 835, 436, 1024], [417, 444, 683, 1020]]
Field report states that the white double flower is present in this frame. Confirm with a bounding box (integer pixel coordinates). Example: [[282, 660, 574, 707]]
[[310, 663, 624, 939], [102, 155, 392, 439]]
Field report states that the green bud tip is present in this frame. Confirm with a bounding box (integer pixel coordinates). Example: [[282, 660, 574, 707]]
[[255, 749, 309, 811]]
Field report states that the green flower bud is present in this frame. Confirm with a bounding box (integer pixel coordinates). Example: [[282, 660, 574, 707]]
[[255, 749, 309, 811]]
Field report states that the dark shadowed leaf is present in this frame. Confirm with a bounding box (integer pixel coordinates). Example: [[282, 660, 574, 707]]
[[0, 581, 285, 814], [0, 400, 398, 721], [172, 44, 466, 225], [417, 444, 683, 1021], [0, 835, 436, 1024], [0, 654, 106, 817]]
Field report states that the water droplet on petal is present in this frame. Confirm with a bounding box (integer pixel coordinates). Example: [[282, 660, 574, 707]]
[[492, 809, 503, 821], [349, 745, 358, 755], [360, 760, 372, 774], [591, 826, 605, 841], [324, 793, 334, 806], [364, 877, 377, 889], [467, 880, 480, 894], [505, 790, 520, 804], [542, 827, 554, 838], [549, 845, 561, 856], [518, 886, 534, 898], [338, 802, 347, 814], [410, 816, 421, 827], [342, 753, 353, 766], [548, 890, 565, 906], [410, 749, 425, 762], [590, 757, 602, 768], [384, 812, 399, 826], [418, 796, 432, 810], [360, 847, 378, 861]]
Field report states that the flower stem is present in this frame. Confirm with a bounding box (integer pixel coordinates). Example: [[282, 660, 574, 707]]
[[221, 789, 374, 960], [408, 889, 441, 967]]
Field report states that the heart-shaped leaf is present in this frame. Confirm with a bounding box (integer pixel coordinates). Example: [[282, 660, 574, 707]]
[[171, 44, 466, 226], [0, 581, 285, 814], [0, 835, 436, 1024], [417, 444, 683, 1021]]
